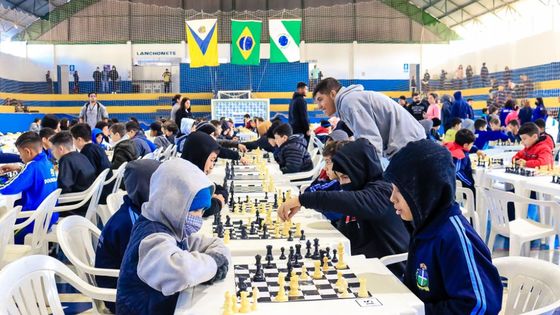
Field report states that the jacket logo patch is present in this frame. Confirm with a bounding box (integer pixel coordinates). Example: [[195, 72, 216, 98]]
[[416, 263, 430, 292]]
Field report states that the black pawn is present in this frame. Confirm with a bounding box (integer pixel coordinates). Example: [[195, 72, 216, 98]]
[[279, 247, 286, 260], [285, 261, 293, 281], [332, 249, 338, 263], [299, 230, 306, 241], [250, 222, 256, 234], [261, 225, 268, 239], [305, 240, 312, 258], [264, 191, 268, 200], [325, 247, 331, 259], [225, 215, 231, 227], [295, 244, 303, 260], [241, 226, 248, 239], [287, 230, 294, 241], [288, 246, 295, 262]]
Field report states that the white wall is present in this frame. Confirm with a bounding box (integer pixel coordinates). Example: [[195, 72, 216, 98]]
[[0, 51, 51, 82]]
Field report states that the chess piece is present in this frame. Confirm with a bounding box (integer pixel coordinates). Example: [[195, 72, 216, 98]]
[[253, 255, 265, 282], [265, 254, 273, 268], [336, 243, 347, 269], [299, 229, 306, 241], [313, 260, 323, 279], [282, 221, 290, 237], [288, 271, 300, 297], [322, 256, 329, 272], [223, 291, 233, 315], [358, 278, 369, 298], [250, 222, 256, 235], [339, 278, 349, 298], [295, 244, 303, 260], [225, 215, 232, 227], [300, 265, 308, 280], [224, 229, 230, 244], [274, 273, 288, 302], [295, 223, 302, 237], [251, 287, 258, 311], [239, 291, 250, 313], [288, 246, 295, 262], [261, 224, 268, 239], [274, 224, 280, 239], [240, 226, 248, 240], [279, 247, 286, 260], [325, 247, 331, 259], [230, 292, 238, 313], [335, 271, 344, 289], [266, 245, 274, 261], [287, 230, 294, 241], [311, 238, 320, 260], [285, 261, 293, 281], [331, 249, 338, 263]]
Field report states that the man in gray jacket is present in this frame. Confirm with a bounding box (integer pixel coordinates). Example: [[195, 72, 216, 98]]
[[313, 78, 425, 158]]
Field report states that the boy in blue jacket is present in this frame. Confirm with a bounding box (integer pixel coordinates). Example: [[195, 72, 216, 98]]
[[474, 118, 509, 149], [385, 139, 502, 315], [273, 123, 313, 174], [0, 132, 58, 244], [444, 129, 476, 195]]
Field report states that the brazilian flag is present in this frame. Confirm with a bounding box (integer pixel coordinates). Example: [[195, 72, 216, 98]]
[[231, 20, 262, 65]]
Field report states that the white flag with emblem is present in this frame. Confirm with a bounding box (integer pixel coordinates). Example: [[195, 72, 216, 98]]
[[269, 19, 301, 63]]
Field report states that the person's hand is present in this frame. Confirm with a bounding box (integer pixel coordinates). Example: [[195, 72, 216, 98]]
[[239, 157, 249, 165], [213, 194, 225, 207], [515, 158, 526, 165], [476, 150, 486, 158], [0, 164, 21, 174], [238, 144, 248, 153], [204, 252, 229, 284], [306, 130, 311, 136], [277, 197, 302, 221]]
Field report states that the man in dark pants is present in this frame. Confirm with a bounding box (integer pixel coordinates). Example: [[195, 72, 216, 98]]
[[288, 82, 310, 145], [93, 67, 102, 93]]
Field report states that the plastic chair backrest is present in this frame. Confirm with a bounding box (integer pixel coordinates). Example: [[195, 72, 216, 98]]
[[106, 190, 127, 215], [494, 256, 560, 314], [456, 185, 480, 234], [0, 255, 115, 315], [84, 168, 111, 224], [0, 206, 20, 262], [112, 161, 128, 194]]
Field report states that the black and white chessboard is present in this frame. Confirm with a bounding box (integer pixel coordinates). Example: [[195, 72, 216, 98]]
[[231, 184, 266, 194], [234, 261, 371, 302], [213, 219, 296, 240], [229, 173, 263, 181], [230, 200, 277, 214]]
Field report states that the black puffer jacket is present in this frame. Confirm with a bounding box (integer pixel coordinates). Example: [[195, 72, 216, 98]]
[[111, 139, 138, 169], [274, 134, 313, 174]]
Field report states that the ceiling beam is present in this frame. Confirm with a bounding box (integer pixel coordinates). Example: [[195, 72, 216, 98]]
[[421, 0, 443, 11], [434, 0, 476, 19], [0, 0, 52, 18], [449, 0, 520, 28]]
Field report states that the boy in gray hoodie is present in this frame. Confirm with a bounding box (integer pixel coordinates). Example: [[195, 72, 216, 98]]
[[313, 78, 425, 158], [116, 159, 231, 315]]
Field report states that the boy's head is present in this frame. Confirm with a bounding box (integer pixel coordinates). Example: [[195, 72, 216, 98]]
[[431, 118, 441, 129], [273, 123, 293, 147], [95, 121, 110, 137], [15, 132, 43, 163], [385, 139, 455, 224], [124, 159, 161, 209], [109, 123, 126, 143], [411, 92, 420, 103], [331, 138, 383, 191], [209, 120, 222, 137], [450, 118, 462, 130], [398, 95, 407, 106], [474, 119, 487, 131], [181, 131, 220, 175], [163, 121, 179, 137], [41, 114, 60, 132], [313, 78, 342, 117], [49, 131, 75, 160], [321, 140, 350, 180], [534, 118, 546, 133], [326, 130, 349, 144], [149, 121, 163, 137], [455, 129, 476, 152], [266, 121, 282, 147], [489, 118, 501, 131], [70, 123, 93, 151], [466, 98, 473, 106], [39, 127, 56, 150], [507, 120, 520, 134], [519, 122, 540, 148], [482, 108, 488, 115], [125, 121, 141, 139], [296, 82, 308, 94]]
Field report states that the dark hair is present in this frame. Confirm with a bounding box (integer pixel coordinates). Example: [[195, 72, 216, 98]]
[[125, 121, 141, 132], [150, 121, 163, 135], [49, 131, 74, 149], [180, 97, 191, 112], [312, 77, 341, 98], [129, 117, 139, 124], [244, 114, 251, 119], [466, 98, 473, 102], [209, 120, 221, 127], [455, 129, 476, 146], [70, 123, 92, 141], [411, 92, 419, 97], [273, 123, 293, 138], [429, 93, 439, 100], [519, 122, 539, 136], [15, 131, 42, 149], [95, 121, 109, 130], [110, 123, 126, 137], [266, 121, 282, 139], [172, 94, 181, 102], [59, 118, 69, 131], [482, 108, 488, 114], [399, 95, 406, 100], [111, 118, 119, 124], [322, 140, 350, 157], [33, 118, 41, 123], [504, 99, 515, 109], [69, 119, 79, 128], [474, 119, 487, 130], [297, 82, 307, 89], [450, 117, 462, 128], [534, 118, 546, 129], [41, 114, 59, 130], [39, 127, 56, 140], [88, 92, 96, 97], [507, 119, 519, 127], [163, 121, 178, 134], [489, 117, 500, 125], [431, 118, 441, 127]]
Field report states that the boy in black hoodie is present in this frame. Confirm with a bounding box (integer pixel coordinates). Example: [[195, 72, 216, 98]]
[[385, 139, 502, 314], [278, 139, 409, 274], [109, 123, 138, 169], [70, 123, 111, 177], [181, 131, 228, 217], [273, 123, 313, 174]]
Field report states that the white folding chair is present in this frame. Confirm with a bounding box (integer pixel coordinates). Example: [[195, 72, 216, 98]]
[[0, 255, 115, 315], [159, 144, 176, 161], [57, 216, 119, 313], [2, 189, 61, 267], [482, 188, 559, 256], [103, 162, 127, 195], [283, 156, 325, 183], [106, 190, 127, 215], [0, 206, 20, 266], [494, 256, 560, 315], [456, 184, 481, 236], [379, 252, 408, 266]]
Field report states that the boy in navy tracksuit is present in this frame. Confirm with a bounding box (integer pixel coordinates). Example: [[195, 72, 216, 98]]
[[0, 132, 58, 244], [125, 121, 155, 157], [385, 139, 502, 314], [444, 129, 476, 194], [273, 123, 313, 174], [39, 127, 57, 164], [95, 159, 161, 312], [474, 118, 509, 149]]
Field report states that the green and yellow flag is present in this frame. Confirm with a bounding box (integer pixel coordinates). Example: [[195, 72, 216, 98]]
[[231, 19, 262, 65]]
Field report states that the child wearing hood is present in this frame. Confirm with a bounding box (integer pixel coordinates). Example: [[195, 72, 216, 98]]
[[117, 159, 230, 315], [181, 131, 228, 217], [278, 139, 409, 275], [95, 159, 161, 312], [385, 139, 502, 314], [273, 123, 313, 174]]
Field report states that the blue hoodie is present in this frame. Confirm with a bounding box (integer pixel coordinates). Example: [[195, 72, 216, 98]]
[[385, 140, 502, 315], [474, 130, 509, 150], [451, 91, 470, 120], [0, 152, 58, 244]]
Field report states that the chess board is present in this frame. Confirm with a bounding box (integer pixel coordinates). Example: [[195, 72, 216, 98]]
[[229, 200, 277, 214], [234, 260, 371, 303], [231, 184, 265, 194], [229, 173, 263, 181], [505, 166, 536, 177], [214, 219, 297, 240], [0, 171, 18, 188]]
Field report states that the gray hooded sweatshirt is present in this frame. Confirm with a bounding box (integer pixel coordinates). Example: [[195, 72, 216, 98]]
[[335, 84, 426, 158]]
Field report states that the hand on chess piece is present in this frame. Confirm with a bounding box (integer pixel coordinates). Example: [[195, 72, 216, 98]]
[[277, 197, 302, 221], [515, 158, 526, 166], [476, 150, 486, 158], [239, 156, 250, 165], [237, 144, 248, 153]]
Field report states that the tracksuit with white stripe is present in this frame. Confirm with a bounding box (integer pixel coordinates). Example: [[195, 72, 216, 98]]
[[385, 139, 502, 315]]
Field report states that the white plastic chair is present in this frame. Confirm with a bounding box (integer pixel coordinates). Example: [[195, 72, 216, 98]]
[[482, 188, 559, 256], [0, 206, 20, 265], [456, 185, 481, 235], [103, 162, 127, 195], [142, 152, 155, 160], [57, 216, 119, 313], [106, 190, 127, 215], [283, 156, 325, 182], [2, 189, 61, 267], [494, 256, 560, 315], [159, 144, 175, 161], [0, 255, 115, 315], [379, 252, 408, 266]]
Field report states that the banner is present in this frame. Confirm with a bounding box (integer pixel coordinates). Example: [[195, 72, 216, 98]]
[[185, 19, 218, 68], [269, 19, 301, 63], [231, 19, 262, 65]]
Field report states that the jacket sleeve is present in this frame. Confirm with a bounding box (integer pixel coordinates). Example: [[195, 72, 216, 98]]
[[280, 144, 305, 174], [218, 147, 240, 160], [187, 234, 231, 263], [0, 164, 32, 195], [57, 161, 75, 193], [137, 233, 218, 296], [455, 158, 474, 188], [217, 138, 240, 149], [102, 106, 109, 119], [525, 146, 553, 168], [298, 181, 394, 220]]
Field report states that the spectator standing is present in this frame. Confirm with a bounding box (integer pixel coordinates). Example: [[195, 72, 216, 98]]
[[288, 82, 310, 144], [310, 65, 321, 89], [465, 65, 473, 88], [422, 70, 430, 92], [109, 66, 119, 94], [426, 93, 441, 120], [93, 67, 102, 93], [480, 62, 489, 86], [101, 66, 109, 93], [162, 69, 171, 93], [73, 71, 80, 94], [504, 66, 512, 84], [79, 92, 109, 129], [439, 69, 447, 89], [455, 65, 464, 89], [46, 71, 53, 94]]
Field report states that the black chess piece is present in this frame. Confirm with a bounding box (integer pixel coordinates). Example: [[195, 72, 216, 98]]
[[305, 240, 312, 258], [285, 261, 293, 281], [237, 279, 248, 297], [325, 247, 331, 259], [266, 245, 274, 262], [299, 229, 306, 241], [245, 195, 250, 203], [253, 254, 266, 282], [295, 244, 303, 260], [279, 247, 286, 260], [282, 192, 286, 203], [250, 222, 256, 234], [265, 254, 273, 268], [288, 246, 295, 262], [273, 194, 278, 208], [311, 238, 320, 260], [287, 230, 294, 241], [217, 224, 224, 238], [332, 249, 338, 263], [264, 191, 268, 200], [241, 226, 248, 239], [293, 254, 302, 268], [261, 225, 269, 239], [225, 215, 232, 227]]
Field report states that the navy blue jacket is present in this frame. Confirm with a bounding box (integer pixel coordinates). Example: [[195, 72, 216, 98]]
[[451, 91, 470, 119], [304, 178, 343, 222], [80, 143, 111, 177], [288, 92, 309, 135], [385, 140, 502, 315], [518, 106, 533, 125], [57, 151, 96, 195], [474, 130, 509, 150], [244, 135, 275, 153], [444, 142, 475, 191], [131, 133, 155, 157], [275, 134, 313, 174]]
